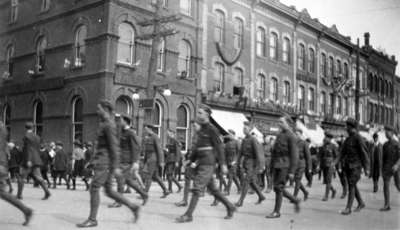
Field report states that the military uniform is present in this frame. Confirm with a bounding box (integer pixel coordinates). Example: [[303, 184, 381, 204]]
[[263, 142, 273, 192], [293, 139, 311, 200], [381, 137, 400, 210], [165, 137, 182, 192], [235, 134, 265, 207], [225, 137, 241, 194], [319, 140, 338, 201]]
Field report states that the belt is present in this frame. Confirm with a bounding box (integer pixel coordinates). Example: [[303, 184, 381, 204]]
[[197, 146, 213, 151]]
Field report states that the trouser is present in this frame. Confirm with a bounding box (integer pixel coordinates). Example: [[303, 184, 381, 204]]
[[264, 158, 273, 191], [322, 166, 335, 198], [180, 166, 194, 203], [88, 167, 139, 221], [293, 166, 307, 197], [184, 164, 234, 217], [343, 166, 363, 210], [9, 167, 19, 180], [143, 161, 168, 193], [272, 167, 298, 213], [226, 165, 241, 193], [17, 166, 50, 198], [166, 162, 182, 192], [52, 170, 69, 188], [383, 171, 397, 207], [41, 168, 50, 185], [393, 170, 400, 192], [215, 165, 227, 191], [337, 167, 348, 196], [0, 168, 31, 217], [237, 158, 265, 203], [116, 164, 147, 199]]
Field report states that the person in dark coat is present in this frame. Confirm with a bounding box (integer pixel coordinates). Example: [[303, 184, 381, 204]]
[[39, 143, 51, 187], [293, 129, 311, 201], [319, 132, 338, 201], [369, 133, 382, 193], [7, 141, 20, 181], [76, 100, 139, 228], [266, 114, 300, 218], [224, 130, 241, 195], [335, 118, 369, 215], [175, 105, 236, 223], [52, 142, 69, 189], [0, 121, 33, 226], [235, 121, 266, 207], [380, 126, 400, 211], [16, 122, 51, 200], [165, 129, 182, 193]]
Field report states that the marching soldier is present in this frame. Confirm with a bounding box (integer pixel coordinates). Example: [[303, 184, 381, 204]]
[[16, 122, 51, 200], [293, 128, 311, 201], [224, 130, 241, 195], [262, 136, 273, 193], [266, 114, 300, 218], [380, 126, 400, 211], [165, 129, 182, 193], [319, 132, 337, 201], [369, 133, 382, 193], [142, 124, 170, 198], [175, 105, 236, 223], [335, 135, 348, 199], [334, 118, 369, 215], [235, 121, 265, 207], [76, 100, 139, 228]]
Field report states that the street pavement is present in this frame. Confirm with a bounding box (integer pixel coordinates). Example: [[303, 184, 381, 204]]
[[1, 176, 399, 230]]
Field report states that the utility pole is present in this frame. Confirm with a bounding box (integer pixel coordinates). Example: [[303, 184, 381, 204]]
[[355, 38, 361, 122]]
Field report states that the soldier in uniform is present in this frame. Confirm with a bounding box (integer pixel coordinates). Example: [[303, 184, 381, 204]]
[[175, 105, 236, 223], [224, 130, 241, 195], [52, 141, 70, 189], [16, 122, 51, 200], [142, 124, 170, 198], [319, 132, 337, 201], [0, 121, 33, 226], [266, 115, 300, 218], [262, 136, 274, 193], [165, 129, 182, 193], [335, 135, 348, 199], [235, 122, 265, 207], [369, 133, 382, 193], [293, 128, 311, 201], [76, 100, 139, 228], [334, 118, 369, 215], [380, 126, 400, 211]]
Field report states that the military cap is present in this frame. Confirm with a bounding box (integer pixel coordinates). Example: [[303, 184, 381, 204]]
[[55, 141, 63, 146], [198, 104, 212, 115], [384, 125, 394, 132], [25, 122, 34, 129], [345, 118, 358, 129], [99, 99, 114, 112], [325, 132, 334, 138]]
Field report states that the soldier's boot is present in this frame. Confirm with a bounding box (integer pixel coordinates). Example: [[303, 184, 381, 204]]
[[212, 189, 236, 219], [341, 185, 354, 215], [282, 188, 301, 213], [265, 175, 272, 193], [210, 198, 219, 206], [6, 178, 13, 194], [52, 178, 57, 189], [373, 180, 378, 193], [176, 193, 200, 223], [266, 188, 282, 218], [322, 185, 330, 201], [353, 185, 365, 212], [299, 184, 309, 201], [233, 177, 242, 194], [331, 186, 336, 199], [251, 182, 265, 204], [72, 178, 76, 190], [235, 182, 248, 207], [16, 178, 24, 200], [167, 179, 173, 193], [173, 178, 182, 193], [341, 182, 348, 199], [226, 178, 232, 195], [83, 178, 90, 191]]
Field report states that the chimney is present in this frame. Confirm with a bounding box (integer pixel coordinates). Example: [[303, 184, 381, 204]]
[[364, 32, 370, 46]]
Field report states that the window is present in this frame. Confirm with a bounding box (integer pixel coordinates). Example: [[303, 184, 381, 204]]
[[344, 63, 349, 79], [36, 36, 47, 72], [214, 62, 224, 92], [368, 73, 373, 91], [233, 67, 243, 87], [308, 88, 315, 111], [152, 102, 162, 137], [329, 93, 334, 115], [282, 37, 290, 64], [256, 74, 266, 99], [256, 27, 266, 57], [115, 96, 133, 117], [380, 78, 384, 95], [298, 85, 305, 112], [321, 91, 326, 115], [270, 77, 278, 101], [152, 0, 167, 7], [178, 40, 191, 77], [3, 105, 11, 140], [41, 0, 50, 12], [308, 48, 315, 73], [329, 56, 334, 77], [337, 95, 342, 114], [176, 105, 189, 151], [321, 53, 327, 78], [283, 81, 290, 104], [72, 97, 83, 144], [374, 75, 378, 93], [33, 101, 43, 137], [233, 18, 243, 49], [269, 32, 278, 60], [297, 43, 305, 70], [374, 104, 379, 123], [336, 59, 341, 77], [345, 97, 349, 116], [214, 10, 225, 43], [74, 25, 87, 67], [6, 45, 14, 77], [157, 38, 166, 71], [180, 0, 191, 16], [10, 0, 18, 23], [117, 23, 135, 64]]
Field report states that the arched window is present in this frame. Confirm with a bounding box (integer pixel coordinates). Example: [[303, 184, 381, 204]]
[[157, 38, 165, 71], [380, 78, 384, 95], [321, 53, 327, 78], [359, 102, 364, 123], [256, 74, 265, 99], [6, 45, 14, 77], [344, 97, 349, 116], [374, 104, 379, 123], [256, 27, 266, 57], [117, 22, 135, 64], [3, 105, 11, 140], [329, 93, 334, 115], [344, 63, 349, 79], [71, 97, 83, 143], [33, 100, 43, 136], [115, 96, 133, 117], [270, 77, 278, 101], [233, 18, 243, 49], [214, 10, 225, 43], [308, 88, 315, 111], [233, 67, 243, 87], [283, 81, 290, 104], [374, 75, 378, 93], [329, 56, 334, 77], [321, 91, 326, 115], [152, 102, 162, 137], [36, 36, 47, 72], [180, 0, 191, 16], [308, 48, 315, 73], [282, 37, 290, 64], [269, 32, 278, 60], [178, 40, 191, 77], [297, 43, 305, 70], [336, 59, 342, 77], [298, 85, 305, 112], [214, 62, 224, 92], [368, 73, 373, 91], [10, 0, 18, 23], [74, 25, 87, 67], [176, 105, 190, 151], [337, 95, 342, 114]]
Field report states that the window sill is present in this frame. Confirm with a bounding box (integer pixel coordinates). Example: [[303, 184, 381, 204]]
[[179, 12, 193, 19], [8, 20, 17, 25], [29, 72, 45, 78], [256, 55, 267, 60], [71, 64, 85, 71], [115, 62, 137, 71]]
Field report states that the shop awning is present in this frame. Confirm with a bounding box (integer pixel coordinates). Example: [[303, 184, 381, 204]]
[[211, 109, 249, 138]]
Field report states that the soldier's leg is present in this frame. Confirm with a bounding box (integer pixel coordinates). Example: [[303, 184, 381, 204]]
[[172, 166, 182, 192], [226, 166, 234, 194], [293, 169, 301, 198], [235, 169, 249, 207], [153, 165, 169, 196], [338, 169, 347, 198], [175, 167, 192, 206], [17, 167, 29, 199], [166, 163, 174, 192], [143, 163, 154, 192], [208, 175, 236, 219], [381, 176, 391, 210], [6, 177, 13, 193], [265, 164, 273, 193], [266, 168, 283, 218], [341, 168, 354, 215], [31, 166, 51, 199], [248, 163, 265, 203]]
